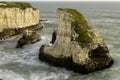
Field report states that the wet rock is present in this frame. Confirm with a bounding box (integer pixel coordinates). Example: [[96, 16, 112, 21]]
[[16, 30, 40, 48], [50, 30, 56, 44], [39, 8, 113, 74]]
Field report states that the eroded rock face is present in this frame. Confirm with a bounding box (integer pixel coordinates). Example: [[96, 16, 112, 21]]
[[39, 8, 113, 74], [16, 30, 40, 48], [0, 2, 43, 39]]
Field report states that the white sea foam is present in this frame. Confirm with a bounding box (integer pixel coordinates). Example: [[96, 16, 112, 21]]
[[0, 69, 25, 80], [0, 68, 70, 80], [41, 20, 57, 24], [30, 69, 70, 80], [0, 51, 18, 65]]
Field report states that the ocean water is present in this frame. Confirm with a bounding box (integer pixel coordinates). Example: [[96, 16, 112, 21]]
[[0, 2, 120, 80]]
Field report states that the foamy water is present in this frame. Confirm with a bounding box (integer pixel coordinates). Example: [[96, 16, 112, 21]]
[[0, 2, 120, 80]]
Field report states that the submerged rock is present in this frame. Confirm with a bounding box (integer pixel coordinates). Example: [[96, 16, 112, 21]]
[[16, 30, 40, 48], [39, 8, 113, 74]]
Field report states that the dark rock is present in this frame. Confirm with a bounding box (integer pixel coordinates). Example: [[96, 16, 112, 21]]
[[0, 23, 43, 40], [50, 30, 56, 44], [39, 8, 113, 74], [16, 30, 40, 48]]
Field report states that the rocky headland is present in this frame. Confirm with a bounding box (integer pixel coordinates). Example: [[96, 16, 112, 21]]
[[0, 2, 42, 40], [39, 8, 113, 74]]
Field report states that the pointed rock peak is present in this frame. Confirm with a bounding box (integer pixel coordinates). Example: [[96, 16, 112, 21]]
[[39, 8, 113, 74]]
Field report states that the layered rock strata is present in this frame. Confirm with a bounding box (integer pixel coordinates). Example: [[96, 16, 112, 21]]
[[39, 8, 113, 74], [0, 2, 42, 39]]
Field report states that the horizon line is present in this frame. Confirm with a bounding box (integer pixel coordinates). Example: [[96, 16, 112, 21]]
[[1, 0, 120, 2]]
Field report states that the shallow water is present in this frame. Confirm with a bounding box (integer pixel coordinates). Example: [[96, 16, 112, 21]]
[[0, 2, 120, 80]]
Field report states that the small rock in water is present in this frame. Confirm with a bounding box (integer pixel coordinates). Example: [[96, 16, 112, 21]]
[[16, 30, 41, 48]]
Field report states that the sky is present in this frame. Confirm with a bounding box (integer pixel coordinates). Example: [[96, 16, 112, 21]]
[[2, 0, 120, 2]]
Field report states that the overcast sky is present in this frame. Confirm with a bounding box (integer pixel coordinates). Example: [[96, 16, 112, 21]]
[[2, 0, 120, 2]]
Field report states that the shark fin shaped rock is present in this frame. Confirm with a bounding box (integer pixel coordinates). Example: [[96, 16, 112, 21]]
[[39, 8, 113, 74]]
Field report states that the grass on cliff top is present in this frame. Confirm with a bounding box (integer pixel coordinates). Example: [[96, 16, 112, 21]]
[[0, 2, 34, 10], [58, 8, 93, 43]]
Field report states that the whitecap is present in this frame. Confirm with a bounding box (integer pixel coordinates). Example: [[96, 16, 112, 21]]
[[30, 69, 70, 80], [0, 69, 25, 80]]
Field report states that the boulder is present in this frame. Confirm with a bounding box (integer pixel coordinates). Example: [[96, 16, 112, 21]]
[[16, 30, 40, 48], [39, 8, 113, 74]]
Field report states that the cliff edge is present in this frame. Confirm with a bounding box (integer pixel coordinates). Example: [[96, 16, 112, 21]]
[[0, 2, 42, 39], [39, 8, 113, 74]]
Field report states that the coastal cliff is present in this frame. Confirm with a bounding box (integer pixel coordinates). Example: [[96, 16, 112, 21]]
[[39, 8, 113, 74], [0, 8, 40, 31], [0, 2, 42, 39]]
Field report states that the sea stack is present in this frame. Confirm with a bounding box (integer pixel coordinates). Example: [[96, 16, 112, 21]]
[[0, 2, 42, 39], [39, 8, 113, 74]]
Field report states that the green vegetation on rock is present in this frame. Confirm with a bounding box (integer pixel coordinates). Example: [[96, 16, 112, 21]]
[[58, 8, 93, 43], [0, 2, 34, 10]]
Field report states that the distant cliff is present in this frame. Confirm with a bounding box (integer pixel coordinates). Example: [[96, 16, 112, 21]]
[[0, 2, 42, 39], [0, 8, 40, 31]]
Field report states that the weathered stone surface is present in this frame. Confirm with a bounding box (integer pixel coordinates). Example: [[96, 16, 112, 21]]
[[39, 8, 113, 74], [0, 2, 43, 39], [0, 23, 42, 40], [16, 30, 40, 48]]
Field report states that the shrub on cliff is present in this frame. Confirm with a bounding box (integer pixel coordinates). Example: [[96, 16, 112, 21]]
[[0, 2, 33, 10]]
